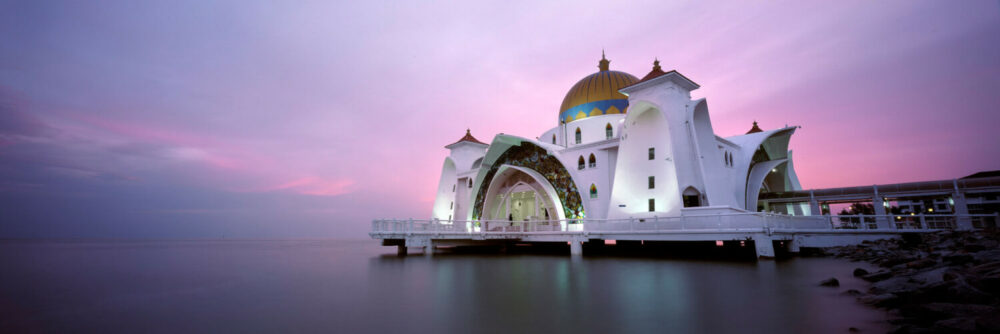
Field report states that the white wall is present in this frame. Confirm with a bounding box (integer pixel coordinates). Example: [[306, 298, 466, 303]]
[[608, 100, 682, 219], [430, 157, 458, 220]]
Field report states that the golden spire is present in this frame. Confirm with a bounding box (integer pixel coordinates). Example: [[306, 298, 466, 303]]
[[598, 49, 610, 71]]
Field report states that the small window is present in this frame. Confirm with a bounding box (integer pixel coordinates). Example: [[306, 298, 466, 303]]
[[648, 147, 655, 160], [452, 184, 456, 192], [552, 134, 556, 144], [648, 176, 655, 189], [683, 195, 700, 208], [723, 152, 728, 166], [588, 153, 597, 168], [449, 202, 453, 209], [468, 179, 473, 188], [648, 198, 655, 212], [605, 123, 613, 139], [578, 156, 585, 170], [575, 127, 582, 144], [590, 184, 598, 199]]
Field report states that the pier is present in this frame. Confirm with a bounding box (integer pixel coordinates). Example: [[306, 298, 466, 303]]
[[370, 211, 998, 258]]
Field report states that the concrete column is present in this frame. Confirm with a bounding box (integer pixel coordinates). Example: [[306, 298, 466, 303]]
[[953, 180, 973, 230], [425, 240, 434, 257], [809, 190, 820, 216], [873, 186, 890, 229], [569, 241, 582, 256], [754, 235, 775, 258], [788, 237, 801, 253]]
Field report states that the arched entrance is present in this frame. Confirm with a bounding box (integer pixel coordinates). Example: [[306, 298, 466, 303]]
[[480, 165, 565, 230]]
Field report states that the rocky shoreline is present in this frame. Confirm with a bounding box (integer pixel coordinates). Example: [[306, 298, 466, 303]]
[[819, 231, 1000, 333]]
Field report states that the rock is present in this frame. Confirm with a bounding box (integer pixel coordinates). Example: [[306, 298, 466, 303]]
[[906, 258, 938, 270], [911, 303, 995, 320], [862, 270, 894, 282], [942, 254, 973, 265], [842, 289, 863, 296], [975, 311, 1000, 332], [853, 268, 870, 277], [932, 317, 977, 332], [911, 267, 950, 286], [871, 276, 922, 295], [847, 327, 859, 332], [820, 277, 840, 287], [859, 293, 898, 307]]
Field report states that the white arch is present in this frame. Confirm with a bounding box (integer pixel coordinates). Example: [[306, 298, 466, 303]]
[[481, 164, 566, 221], [745, 158, 788, 211]]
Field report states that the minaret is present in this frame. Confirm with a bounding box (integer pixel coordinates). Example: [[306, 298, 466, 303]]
[[598, 49, 610, 71]]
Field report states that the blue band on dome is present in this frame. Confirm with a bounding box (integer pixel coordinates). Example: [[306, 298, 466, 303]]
[[558, 99, 629, 123]]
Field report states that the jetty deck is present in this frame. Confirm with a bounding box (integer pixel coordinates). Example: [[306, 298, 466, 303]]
[[370, 212, 998, 258]]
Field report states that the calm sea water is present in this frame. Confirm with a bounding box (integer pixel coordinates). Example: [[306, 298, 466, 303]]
[[0, 240, 890, 333]]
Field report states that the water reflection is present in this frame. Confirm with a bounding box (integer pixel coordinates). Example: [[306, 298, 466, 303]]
[[0, 240, 888, 334], [368, 249, 889, 334]]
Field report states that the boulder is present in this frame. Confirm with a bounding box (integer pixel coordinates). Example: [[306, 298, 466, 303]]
[[859, 293, 898, 307], [820, 277, 840, 287], [862, 270, 894, 282], [932, 317, 977, 333], [842, 289, 863, 296], [906, 258, 938, 270], [853, 268, 870, 277]]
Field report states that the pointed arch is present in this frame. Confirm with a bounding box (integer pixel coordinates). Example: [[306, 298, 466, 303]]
[[605, 123, 613, 139], [574, 127, 582, 144], [589, 184, 598, 199], [577, 155, 585, 170], [682, 186, 702, 208], [588, 153, 596, 168]]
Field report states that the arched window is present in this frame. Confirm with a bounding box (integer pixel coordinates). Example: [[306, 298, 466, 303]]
[[724, 152, 728, 166], [729, 152, 733, 166], [588, 153, 596, 168], [683, 187, 702, 208], [577, 156, 585, 170], [605, 123, 613, 139], [590, 184, 598, 199], [575, 127, 582, 144], [468, 179, 473, 188], [552, 134, 556, 144], [648, 147, 655, 160], [452, 184, 456, 192]]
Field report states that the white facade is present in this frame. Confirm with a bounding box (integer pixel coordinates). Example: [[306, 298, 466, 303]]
[[431, 56, 804, 225]]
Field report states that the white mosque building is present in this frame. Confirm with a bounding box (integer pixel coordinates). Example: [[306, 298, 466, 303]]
[[431, 54, 806, 229]]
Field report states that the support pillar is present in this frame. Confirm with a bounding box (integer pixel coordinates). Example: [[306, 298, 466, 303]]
[[397, 245, 407, 256], [873, 186, 890, 229], [425, 240, 435, 257], [788, 237, 801, 253], [809, 190, 820, 216], [953, 180, 973, 230], [755, 235, 775, 258], [569, 241, 582, 256]]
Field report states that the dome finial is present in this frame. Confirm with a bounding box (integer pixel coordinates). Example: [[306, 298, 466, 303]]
[[598, 50, 610, 71], [653, 58, 661, 71]]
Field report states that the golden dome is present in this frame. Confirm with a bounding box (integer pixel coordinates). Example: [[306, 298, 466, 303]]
[[558, 52, 639, 124]]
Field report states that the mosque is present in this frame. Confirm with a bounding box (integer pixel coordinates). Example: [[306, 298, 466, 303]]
[[431, 53, 806, 229]]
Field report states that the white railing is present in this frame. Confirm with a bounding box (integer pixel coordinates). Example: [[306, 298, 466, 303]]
[[370, 212, 1000, 235]]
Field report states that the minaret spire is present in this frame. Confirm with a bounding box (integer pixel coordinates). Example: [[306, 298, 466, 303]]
[[598, 50, 610, 71]]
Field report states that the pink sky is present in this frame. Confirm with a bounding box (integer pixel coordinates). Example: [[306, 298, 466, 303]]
[[1, 0, 998, 238]]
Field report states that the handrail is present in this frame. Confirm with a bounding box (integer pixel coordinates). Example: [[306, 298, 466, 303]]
[[369, 213, 999, 234]]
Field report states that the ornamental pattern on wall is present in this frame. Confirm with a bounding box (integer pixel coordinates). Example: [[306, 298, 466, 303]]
[[473, 142, 585, 220]]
